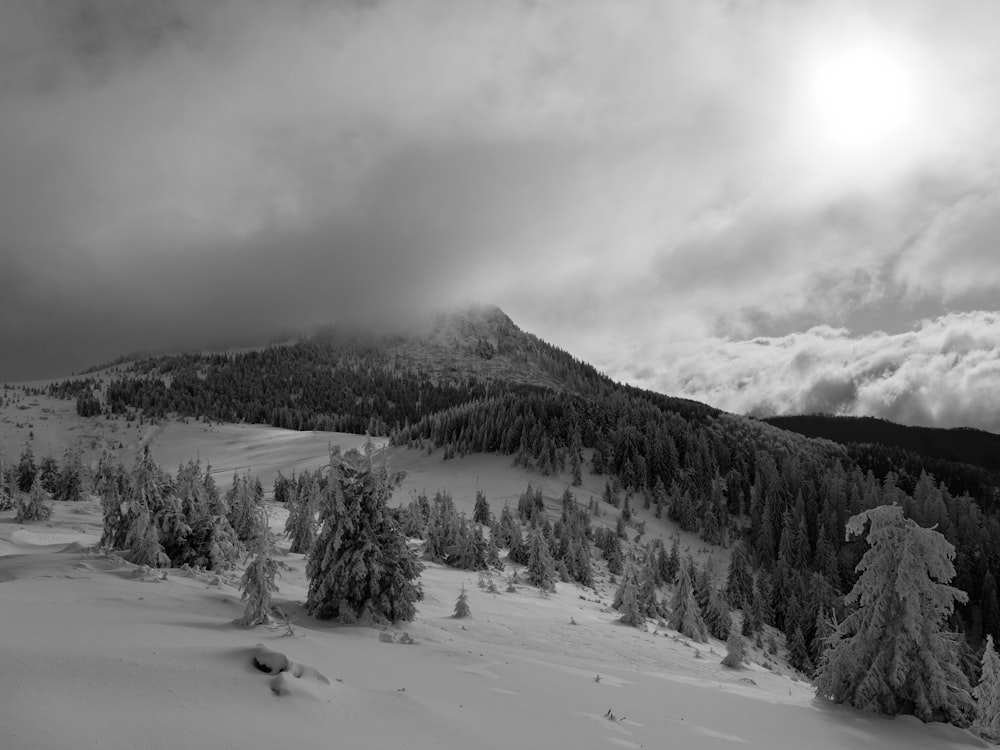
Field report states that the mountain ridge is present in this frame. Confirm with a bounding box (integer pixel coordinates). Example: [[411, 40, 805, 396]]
[[40, 304, 998, 501], [763, 414, 1000, 474]]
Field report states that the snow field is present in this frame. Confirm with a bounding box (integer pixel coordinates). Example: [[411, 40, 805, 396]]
[[0, 430, 989, 749]]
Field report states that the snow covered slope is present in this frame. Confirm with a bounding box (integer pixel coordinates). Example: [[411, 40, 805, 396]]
[[0, 453, 987, 750]]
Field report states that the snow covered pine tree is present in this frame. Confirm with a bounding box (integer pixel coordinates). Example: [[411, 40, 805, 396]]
[[453, 585, 471, 618], [306, 450, 423, 623], [814, 504, 972, 724], [974, 634, 1000, 739], [721, 628, 746, 668], [239, 504, 279, 627], [668, 564, 708, 643]]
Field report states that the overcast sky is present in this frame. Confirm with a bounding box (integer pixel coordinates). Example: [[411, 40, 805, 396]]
[[2, 0, 1000, 431]]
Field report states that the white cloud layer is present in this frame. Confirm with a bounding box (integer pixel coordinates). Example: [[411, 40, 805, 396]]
[[642, 311, 1000, 432]]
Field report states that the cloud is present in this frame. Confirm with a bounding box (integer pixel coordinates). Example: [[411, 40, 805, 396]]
[[893, 178, 1000, 301], [640, 311, 1000, 432], [2, 0, 1000, 394]]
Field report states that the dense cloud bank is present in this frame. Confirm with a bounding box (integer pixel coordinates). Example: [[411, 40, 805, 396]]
[[647, 312, 1000, 432]]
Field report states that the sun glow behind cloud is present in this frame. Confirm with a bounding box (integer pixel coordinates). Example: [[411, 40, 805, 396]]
[[776, 19, 947, 199], [802, 40, 919, 153]]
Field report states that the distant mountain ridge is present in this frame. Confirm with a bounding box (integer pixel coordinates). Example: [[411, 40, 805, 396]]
[[57, 303, 717, 430], [763, 414, 1000, 474], [50, 305, 993, 494]]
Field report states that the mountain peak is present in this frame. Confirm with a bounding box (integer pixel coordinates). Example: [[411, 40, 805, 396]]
[[429, 303, 521, 347]]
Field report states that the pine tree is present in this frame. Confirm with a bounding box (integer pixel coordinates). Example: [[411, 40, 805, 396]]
[[517, 483, 537, 523], [0, 459, 12, 511], [472, 490, 491, 526], [695, 557, 717, 611], [175, 460, 209, 519], [742, 594, 762, 639], [563, 532, 592, 587], [306, 453, 423, 623], [449, 521, 491, 571], [174, 459, 239, 571], [704, 588, 732, 641], [811, 605, 834, 666], [778, 508, 799, 570], [16, 473, 51, 522], [982, 572, 1000, 646], [814, 505, 972, 724], [569, 430, 583, 487], [603, 480, 618, 508], [725, 541, 754, 611], [98, 462, 128, 550], [453, 585, 471, 618], [615, 514, 627, 539], [495, 503, 516, 548], [38, 455, 59, 494], [272, 471, 292, 505], [484, 530, 502, 570], [638, 553, 662, 618], [526, 527, 556, 591], [226, 472, 260, 543], [701, 508, 722, 546], [614, 563, 647, 624], [239, 505, 279, 627], [784, 591, 803, 640], [668, 565, 708, 643], [666, 535, 680, 581], [506, 523, 530, 566], [974, 634, 1000, 739], [787, 626, 813, 675], [769, 560, 792, 633], [284, 476, 318, 554], [618, 573, 645, 627], [750, 572, 773, 630], [559, 487, 574, 519], [652, 476, 667, 518], [672, 489, 698, 532], [422, 494, 454, 562], [722, 628, 746, 668], [653, 542, 670, 585], [814, 519, 837, 578], [203, 512, 240, 571], [54, 447, 86, 503], [16, 444, 37, 493], [125, 501, 169, 568], [603, 532, 623, 575], [591, 447, 605, 475]]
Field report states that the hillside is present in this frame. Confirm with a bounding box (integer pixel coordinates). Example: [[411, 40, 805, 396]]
[[37, 304, 717, 433], [0, 451, 987, 750], [10, 306, 1000, 620], [5, 304, 1000, 740], [763, 414, 1000, 509]]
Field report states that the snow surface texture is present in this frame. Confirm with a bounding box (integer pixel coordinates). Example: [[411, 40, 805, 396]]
[[0, 431, 991, 749]]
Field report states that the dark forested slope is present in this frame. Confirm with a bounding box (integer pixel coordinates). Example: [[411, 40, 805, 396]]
[[764, 414, 1000, 472], [55, 304, 715, 432]]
